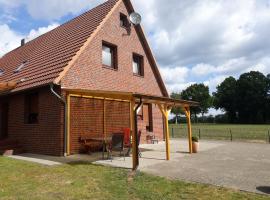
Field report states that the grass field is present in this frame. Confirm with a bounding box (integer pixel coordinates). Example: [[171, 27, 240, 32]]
[[169, 123, 270, 142], [0, 156, 269, 200]]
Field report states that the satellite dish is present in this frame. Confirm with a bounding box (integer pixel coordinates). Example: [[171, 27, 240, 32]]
[[129, 12, 142, 25]]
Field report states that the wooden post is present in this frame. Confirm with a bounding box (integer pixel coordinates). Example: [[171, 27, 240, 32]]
[[130, 100, 139, 170], [165, 109, 170, 160], [184, 107, 193, 154], [158, 104, 170, 160]]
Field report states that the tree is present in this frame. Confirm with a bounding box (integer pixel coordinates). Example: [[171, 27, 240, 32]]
[[180, 84, 212, 122], [170, 92, 184, 123], [236, 71, 270, 123], [213, 77, 237, 123]]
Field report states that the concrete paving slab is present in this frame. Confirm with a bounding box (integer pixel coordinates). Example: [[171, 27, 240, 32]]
[[7, 154, 62, 166], [141, 139, 270, 195]]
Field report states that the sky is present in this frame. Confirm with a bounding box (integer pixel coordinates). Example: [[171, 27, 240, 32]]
[[1, 0, 270, 115]]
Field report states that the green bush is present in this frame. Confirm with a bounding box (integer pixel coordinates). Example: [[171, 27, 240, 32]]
[[192, 136, 199, 142]]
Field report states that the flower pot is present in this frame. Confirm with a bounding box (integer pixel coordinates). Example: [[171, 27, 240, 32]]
[[192, 142, 199, 153]]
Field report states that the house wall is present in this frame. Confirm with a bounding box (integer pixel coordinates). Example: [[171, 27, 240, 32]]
[[69, 96, 130, 154], [0, 86, 64, 156], [62, 1, 165, 143]]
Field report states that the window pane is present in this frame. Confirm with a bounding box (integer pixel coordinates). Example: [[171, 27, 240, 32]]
[[102, 45, 112, 67], [133, 60, 139, 74]]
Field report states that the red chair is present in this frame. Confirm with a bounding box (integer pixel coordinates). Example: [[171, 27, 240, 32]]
[[123, 128, 131, 147]]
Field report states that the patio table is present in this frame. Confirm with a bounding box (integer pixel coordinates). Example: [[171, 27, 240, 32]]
[[88, 136, 112, 159]]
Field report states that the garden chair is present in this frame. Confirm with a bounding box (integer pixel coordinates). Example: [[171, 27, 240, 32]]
[[108, 133, 125, 161]]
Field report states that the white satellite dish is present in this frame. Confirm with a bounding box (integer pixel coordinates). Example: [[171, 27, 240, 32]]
[[129, 12, 142, 25]]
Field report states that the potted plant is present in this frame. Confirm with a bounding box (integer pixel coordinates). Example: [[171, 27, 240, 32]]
[[192, 136, 199, 153]]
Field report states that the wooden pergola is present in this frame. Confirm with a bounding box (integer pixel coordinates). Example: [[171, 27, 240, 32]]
[[65, 89, 198, 170], [0, 81, 17, 93]]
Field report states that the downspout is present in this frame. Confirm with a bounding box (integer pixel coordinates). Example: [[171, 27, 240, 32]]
[[134, 98, 143, 170], [50, 83, 68, 157]]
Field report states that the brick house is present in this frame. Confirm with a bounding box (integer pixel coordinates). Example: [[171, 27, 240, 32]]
[[0, 0, 196, 160]]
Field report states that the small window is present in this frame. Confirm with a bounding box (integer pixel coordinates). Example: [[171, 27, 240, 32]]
[[14, 61, 27, 73], [133, 54, 144, 76], [120, 13, 129, 28], [0, 69, 4, 76], [24, 93, 39, 124], [102, 42, 117, 69]]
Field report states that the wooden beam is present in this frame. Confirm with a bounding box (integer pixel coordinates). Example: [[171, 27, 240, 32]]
[[158, 104, 170, 160], [130, 100, 139, 170], [165, 108, 170, 160], [184, 107, 193, 154], [63, 89, 133, 101]]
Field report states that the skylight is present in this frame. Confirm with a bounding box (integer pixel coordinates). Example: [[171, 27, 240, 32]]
[[14, 61, 27, 73], [0, 69, 4, 76]]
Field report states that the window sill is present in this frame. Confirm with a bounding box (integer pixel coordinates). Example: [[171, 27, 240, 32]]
[[102, 65, 118, 71], [133, 73, 144, 78]]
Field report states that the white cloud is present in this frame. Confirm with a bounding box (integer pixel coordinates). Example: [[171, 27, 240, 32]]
[[0, 24, 22, 56], [0, 23, 60, 57], [27, 23, 59, 41], [191, 63, 216, 76], [166, 82, 196, 94], [0, 0, 106, 21], [204, 75, 228, 93], [206, 108, 225, 116], [160, 66, 189, 84]]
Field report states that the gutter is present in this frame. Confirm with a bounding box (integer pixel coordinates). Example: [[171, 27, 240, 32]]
[[50, 83, 68, 157]]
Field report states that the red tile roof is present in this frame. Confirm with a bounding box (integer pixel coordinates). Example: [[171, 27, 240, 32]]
[[0, 0, 119, 93]]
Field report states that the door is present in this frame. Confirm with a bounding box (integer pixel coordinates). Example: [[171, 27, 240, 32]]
[[0, 102, 9, 139]]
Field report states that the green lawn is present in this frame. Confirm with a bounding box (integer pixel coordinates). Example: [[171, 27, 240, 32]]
[[0, 157, 269, 200], [169, 123, 270, 142]]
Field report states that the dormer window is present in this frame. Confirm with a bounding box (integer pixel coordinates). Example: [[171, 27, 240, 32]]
[[14, 61, 27, 73], [120, 13, 129, 28], [0, 69, 4, 76]]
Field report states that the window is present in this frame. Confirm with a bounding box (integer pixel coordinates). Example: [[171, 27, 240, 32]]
[[133, 54, 144, 76], [24, 93, 39, 124], [102, 42, 117, 69], [14, 61, 27, 73], [120, 13, 129, 28], [0, 69, 4, 76]]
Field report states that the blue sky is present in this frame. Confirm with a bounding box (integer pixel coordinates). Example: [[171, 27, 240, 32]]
[[1, 0, 270, 115]]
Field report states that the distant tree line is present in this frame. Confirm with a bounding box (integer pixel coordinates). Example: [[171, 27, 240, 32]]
[[170, 71, 270, 124]]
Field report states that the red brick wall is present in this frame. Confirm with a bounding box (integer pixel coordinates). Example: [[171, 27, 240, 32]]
[[69, 96, 130, 154], [1, 86, 64, 156], [63, 1, 165, 143]]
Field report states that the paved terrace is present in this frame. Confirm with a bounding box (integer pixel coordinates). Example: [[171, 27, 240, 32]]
[[7, 139, 270, 195]]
